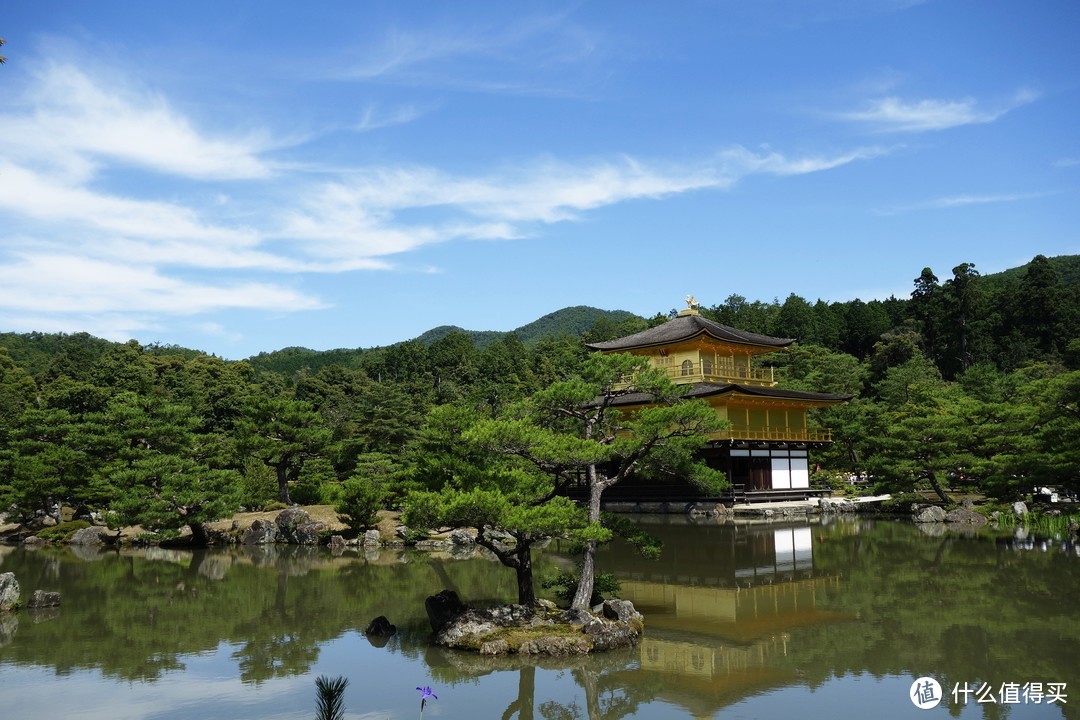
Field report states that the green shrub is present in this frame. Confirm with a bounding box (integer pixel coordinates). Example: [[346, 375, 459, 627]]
[[35, 520, 91, 543], [318, 482, 345, 506], [130, 532, 153, 546], [289, 481, 322, 506], [335, 476, 387, 531], [292, 458, 338, 505], [261, 501, 288, 512], [399, 527, 428, 545], [880, 492, 923, 514], [239, 460, 277, 509]]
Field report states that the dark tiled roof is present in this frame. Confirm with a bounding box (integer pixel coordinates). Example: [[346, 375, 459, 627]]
[[609, 382, 852, 406], [586, 314, 794, 351]]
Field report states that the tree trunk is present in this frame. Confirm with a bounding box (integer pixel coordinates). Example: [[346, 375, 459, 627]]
[[188, 522, 209, 547], [515, 541, 536, 605], [275, 461, 291, 504], [571, 476, 604, 611], [926, 470, 953, 504], [571, 539, 598, 611], [474, 531, 535, 604]]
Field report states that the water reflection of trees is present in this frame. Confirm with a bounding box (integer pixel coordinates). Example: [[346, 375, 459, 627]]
[[0, 544, 544, 682], [427, 646, 653, 720]]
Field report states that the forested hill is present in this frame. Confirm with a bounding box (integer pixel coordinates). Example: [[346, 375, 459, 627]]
[[1, 254, 1077, 381], [246, 306, 641, 376], [986, 253, 1080, 287], [414, 306, 639, 348]]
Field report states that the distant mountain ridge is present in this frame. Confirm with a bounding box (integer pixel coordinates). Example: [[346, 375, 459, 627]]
[[237, 306, 641, 376], [412, 306, 639, 348]]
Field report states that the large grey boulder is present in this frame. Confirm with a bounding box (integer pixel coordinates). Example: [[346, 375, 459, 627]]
[[0, 573, 19, 613], [293, 521, 326, 545], [687, 502, 722, 517], [602, 599, 643, 625], [274, 508, 313, 543], [27, 590, 61, 609], [913, 506, 948, 523], [450, 528, 476, 545], [945, 508, 988, 526], [69, 526, 111, 545], [242, 519, 278, 545], [514, 635, 591, 656], [1012, 501, 1029, 517]]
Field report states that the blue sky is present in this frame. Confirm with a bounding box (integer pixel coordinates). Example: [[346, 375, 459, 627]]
[[1, 1, 1077, 359]]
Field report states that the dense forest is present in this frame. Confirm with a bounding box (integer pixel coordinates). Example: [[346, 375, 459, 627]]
[[0, 254, 1077, 540]]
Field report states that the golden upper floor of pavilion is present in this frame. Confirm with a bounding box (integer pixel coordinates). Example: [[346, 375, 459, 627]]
[[585, 307, 793, 387]]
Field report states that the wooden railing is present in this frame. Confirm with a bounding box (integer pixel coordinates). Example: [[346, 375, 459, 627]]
[[709, 426, 833, 442], [665, 362, 776, 387]]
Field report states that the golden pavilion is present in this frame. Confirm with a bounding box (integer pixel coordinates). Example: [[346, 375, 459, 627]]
[[585, 299, 851, 503]]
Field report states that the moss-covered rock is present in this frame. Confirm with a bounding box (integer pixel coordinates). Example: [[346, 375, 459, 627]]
[[429, 594, 644, 656]]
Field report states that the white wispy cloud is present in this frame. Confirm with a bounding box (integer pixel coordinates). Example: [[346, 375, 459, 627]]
[[839, 89, 1038, 132], [0, 254, 324, 314], [279, 145, 879, 264], [1, 63, 276, 180], [715, 145, 890, 177], [338, 13, 603, 96], [0, 162, 257, 245], [354, 103, 428, 132], [877, 191, 1052, 215]]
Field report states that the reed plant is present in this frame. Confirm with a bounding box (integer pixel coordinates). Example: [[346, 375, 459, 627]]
[[315, 675, 349, 720], [1026, 512, 1080, 538], [991, 507, 1079, 539]]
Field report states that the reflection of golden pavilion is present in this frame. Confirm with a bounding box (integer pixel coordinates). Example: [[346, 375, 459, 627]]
[[641, 635, 790, 680], [624, 573, 843, 645], [601, 522, 852, 718]]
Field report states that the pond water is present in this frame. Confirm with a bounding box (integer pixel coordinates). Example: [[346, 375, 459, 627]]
[[1, 516, 1077, 720]]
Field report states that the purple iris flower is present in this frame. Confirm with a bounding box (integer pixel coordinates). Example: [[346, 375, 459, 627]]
[[416, 686, 438, 716]]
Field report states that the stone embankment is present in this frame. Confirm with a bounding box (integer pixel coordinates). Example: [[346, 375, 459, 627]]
[[599, 495, 895, 519]]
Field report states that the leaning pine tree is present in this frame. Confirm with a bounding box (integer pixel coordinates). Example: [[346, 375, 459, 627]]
[[469, 353, 728, 611], [402, 404, 591, 606]]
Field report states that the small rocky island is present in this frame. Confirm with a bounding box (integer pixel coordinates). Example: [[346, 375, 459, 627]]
[[425, 589, 643, 656]]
